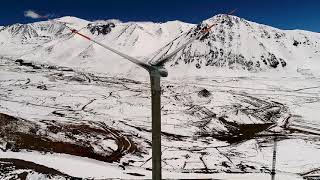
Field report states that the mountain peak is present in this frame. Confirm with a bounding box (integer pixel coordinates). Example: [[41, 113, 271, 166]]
[[54, 16, 90, 25], [204, 14, 242, 24], [93, 19, 122, 24]]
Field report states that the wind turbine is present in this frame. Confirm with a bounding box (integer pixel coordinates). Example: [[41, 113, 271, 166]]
[[66, 25, 212, 180], [271, 135, 278, 180], [56, 10, 236, 179]]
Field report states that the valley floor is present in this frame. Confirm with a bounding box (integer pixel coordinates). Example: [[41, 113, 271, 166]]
[[0, 57, 320, 179]]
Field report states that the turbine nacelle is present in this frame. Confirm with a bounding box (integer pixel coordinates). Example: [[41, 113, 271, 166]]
[[150, 66, 168, 77]]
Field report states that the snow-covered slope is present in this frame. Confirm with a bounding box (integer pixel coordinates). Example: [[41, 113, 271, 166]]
[[0, 15, 319, 78], [0, 16, 88, 58], [0, 16, 193, 78], [1, 55, 319, 179], [151, 14, 320, 76]]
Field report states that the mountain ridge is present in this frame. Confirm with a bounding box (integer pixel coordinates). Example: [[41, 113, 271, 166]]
[[0, 14, 319, 78]]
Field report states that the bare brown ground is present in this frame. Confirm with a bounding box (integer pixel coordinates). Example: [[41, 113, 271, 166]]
[[0, 113, 137, 163], [0, 158, 77, 179]]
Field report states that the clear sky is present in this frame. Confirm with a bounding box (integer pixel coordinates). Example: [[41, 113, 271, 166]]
[[0, 0, 319, 32]]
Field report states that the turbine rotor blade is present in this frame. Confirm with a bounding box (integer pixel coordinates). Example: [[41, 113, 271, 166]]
[[151, 25, 214, 66], [56, 21, 155, 72]]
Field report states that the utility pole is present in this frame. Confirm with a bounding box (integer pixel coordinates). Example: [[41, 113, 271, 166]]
[[271, 136, 277, 180]]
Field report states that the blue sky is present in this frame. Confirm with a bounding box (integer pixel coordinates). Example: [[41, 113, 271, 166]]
[[0, 0, 319, 32]]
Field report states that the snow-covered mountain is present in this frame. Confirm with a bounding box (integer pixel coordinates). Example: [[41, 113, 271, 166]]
[[0, 15, 319, 78], [1, 15, 320, 179], [151, 14, 320, 76]]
